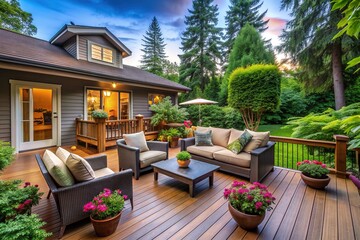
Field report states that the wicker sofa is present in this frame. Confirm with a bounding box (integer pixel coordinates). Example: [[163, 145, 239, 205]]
[[35, 153, 133, 238], [180, 127, 275, 182]]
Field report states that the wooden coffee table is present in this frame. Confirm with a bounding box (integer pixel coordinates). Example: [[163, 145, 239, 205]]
[[151, 158, 220, 197]]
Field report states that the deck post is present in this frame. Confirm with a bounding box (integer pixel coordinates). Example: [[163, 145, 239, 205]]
[[136, 114, 144, 132], [94, 118, 106, 152], [334, 134, 349, 178]]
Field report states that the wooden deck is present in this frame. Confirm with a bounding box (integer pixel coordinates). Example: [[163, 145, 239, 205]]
[[1, 146, 360, 240]]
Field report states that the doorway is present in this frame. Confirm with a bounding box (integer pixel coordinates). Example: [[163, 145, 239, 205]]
[[10, 80, 61, 151]]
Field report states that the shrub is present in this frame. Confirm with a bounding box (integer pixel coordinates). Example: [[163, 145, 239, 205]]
[[150, 96, 188, 126], [228, 64, 281, 130], [0, 141, 15, 172], [297, 160, 330, 179], [176, 151, 191, 161]]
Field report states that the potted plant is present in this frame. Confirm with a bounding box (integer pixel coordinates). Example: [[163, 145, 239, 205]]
[[166, 128, 182, 148], [297, 160, 330, 189], [91, 109, 108, 122], [224, 181, 275, 230], [83, 188, 128, 237], [176, 151, 191, 168], [157, 129, 169, 142]]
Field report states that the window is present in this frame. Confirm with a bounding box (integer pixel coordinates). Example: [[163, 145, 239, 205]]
[[90, 43, 113, 63], [86, 89, 130, 120]]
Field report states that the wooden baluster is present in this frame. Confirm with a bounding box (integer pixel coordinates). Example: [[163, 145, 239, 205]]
[[334, 134, 349, 178]]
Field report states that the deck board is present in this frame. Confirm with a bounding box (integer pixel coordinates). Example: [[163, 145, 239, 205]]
[[1, 146, 360, 240]]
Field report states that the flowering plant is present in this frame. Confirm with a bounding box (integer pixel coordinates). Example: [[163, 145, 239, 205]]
[[83, 188, 127, 220], [297, 160, 329, 179], [224, 181, 275, 215], [184, 120, 192, 128], [0, 180, 43, 220]]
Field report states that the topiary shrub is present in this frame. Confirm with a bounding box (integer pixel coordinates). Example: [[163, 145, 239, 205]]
[[228, 64, 281, 130]]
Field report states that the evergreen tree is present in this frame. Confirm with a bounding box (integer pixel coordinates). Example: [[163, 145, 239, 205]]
[[179, 0, 222, 91], [223, 0, 269, 60], [0, 0, 37, 35], [140, 17, 166, 76], [162, 60, 179, 82], [219, 24, 275, 105], [279, 0, 360, 110], [204, 76, 220, 101]]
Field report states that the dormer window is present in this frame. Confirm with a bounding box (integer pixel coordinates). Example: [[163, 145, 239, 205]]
[[89, 42, 114, 64]]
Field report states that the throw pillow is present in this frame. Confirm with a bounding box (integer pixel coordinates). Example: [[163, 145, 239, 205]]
[[227, 130, 253, 154], [195, 130, 213, 146], [123, 131, 149, 152], [66, 153, 95, 182], [243, 129, 270, 153], [55, 147, 71, 163], [42, 150, 75, 187]]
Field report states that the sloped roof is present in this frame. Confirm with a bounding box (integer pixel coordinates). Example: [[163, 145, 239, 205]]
[[0, 29, 190, 92]]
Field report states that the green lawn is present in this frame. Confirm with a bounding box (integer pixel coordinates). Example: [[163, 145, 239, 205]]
[[257, 124, 293, 137]]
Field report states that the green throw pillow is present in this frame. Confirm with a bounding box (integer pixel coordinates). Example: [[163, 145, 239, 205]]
[[195, 130, 213, 146], [227, 130, 253, 154]]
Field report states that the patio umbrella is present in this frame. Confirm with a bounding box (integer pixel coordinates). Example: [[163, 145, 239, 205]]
[[179, 98, 218, 126]]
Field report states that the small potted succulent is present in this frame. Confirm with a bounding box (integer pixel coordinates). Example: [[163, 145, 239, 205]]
[[91, 109, 108, 122], [297, 160, 330, 189], [224, 181, 275, 230], [176, 151, 191, 168], [83, 188, 128, 237]]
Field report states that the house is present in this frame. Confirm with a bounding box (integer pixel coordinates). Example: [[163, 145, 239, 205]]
[[0, 25, 190, 152]]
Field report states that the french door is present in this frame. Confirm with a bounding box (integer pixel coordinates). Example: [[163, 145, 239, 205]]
[[11, 81, 61, 151]]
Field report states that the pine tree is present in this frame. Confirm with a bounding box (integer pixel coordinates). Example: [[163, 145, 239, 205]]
[[279, 0, 360, 110], [219, 24, 275, 105], [140, 17, 166, 76], [179, 0, 222, 91], [204, 76, 220, 101], [223, 0, 269, 60]]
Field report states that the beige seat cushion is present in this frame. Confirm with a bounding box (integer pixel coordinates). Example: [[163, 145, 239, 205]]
[[210, 127, 231, 148], [228, 128, 244, 144], [243, 130, 270, 153], [213, 149, 251, 168], [94, 168, 114, 178], [42, 150, 75, 187], [123, 131, 149, 152], [187, 145, 225, 159], [66, 154, 95, 182], [55, 147, 71, 163], [140, 150, 167, 168]]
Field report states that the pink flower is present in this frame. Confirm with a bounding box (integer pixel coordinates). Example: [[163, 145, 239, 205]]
[[17, 203, 25, 211], [263, 192, 272, 198], [83, 202, 96, 212], [247, 195, 254, 201], [223, 188, 232, 198], [238, 188, 249, 194], [23, 199, 32, 206], [255, 202, 263, 210], [35, 184, 39, 188], [116, 189, 122, 195], [123, 195, 128, 200], [97, 204, 108, 212], [304, 160, 310, 164], [321, 164, 327, 168], [232, 180, 245, 188], [296, 162, 302, 166], [24, 182, 31, 188]]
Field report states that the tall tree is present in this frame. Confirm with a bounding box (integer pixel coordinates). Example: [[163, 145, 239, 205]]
[[179, 0, 222, 91], [0, 0, 37, 36], [162, 60, 179, 82], [279, 0, 360, 110], [219, 24, 275, 105], [140, 17, 166, 76], [223, 0, 269, 60]]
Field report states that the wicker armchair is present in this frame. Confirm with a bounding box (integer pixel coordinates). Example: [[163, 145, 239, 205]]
[[116, 139, 169, 180], [35, 153, 133, 238]]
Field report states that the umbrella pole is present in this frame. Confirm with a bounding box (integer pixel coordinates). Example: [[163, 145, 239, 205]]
[[198, 104, 201, 126]]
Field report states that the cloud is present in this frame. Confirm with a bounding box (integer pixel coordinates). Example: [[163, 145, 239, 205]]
[[118, 37, 138, 43], [265, 17, 288, 36], [163, 17, 185, 28], [104, 23, 139, 34], [165, 37, 180, 42]]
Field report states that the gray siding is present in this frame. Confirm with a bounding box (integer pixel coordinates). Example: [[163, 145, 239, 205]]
[[78, 35, 122, 68], [0, 69, 177, 148], [63, 36, 77, 59]]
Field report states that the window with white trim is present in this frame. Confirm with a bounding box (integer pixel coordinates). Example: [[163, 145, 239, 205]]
[[90, 43, 114, 63]]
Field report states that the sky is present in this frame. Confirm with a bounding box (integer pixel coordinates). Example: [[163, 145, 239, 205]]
[[20, 0, 290, 67]]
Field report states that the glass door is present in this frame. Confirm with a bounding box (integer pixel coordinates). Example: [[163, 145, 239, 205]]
[[18, 87, 58, 151]]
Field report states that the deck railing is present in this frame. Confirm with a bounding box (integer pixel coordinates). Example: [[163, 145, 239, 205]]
[[76, 115, 158, 152], [269, 135, 352, 178]]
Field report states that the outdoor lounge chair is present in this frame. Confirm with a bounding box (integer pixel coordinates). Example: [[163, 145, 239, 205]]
[[117, 138, 169, 180], [35, 153, 133, 238]]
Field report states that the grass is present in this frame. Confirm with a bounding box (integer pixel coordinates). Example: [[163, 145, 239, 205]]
[[257, 124, 293, 137]]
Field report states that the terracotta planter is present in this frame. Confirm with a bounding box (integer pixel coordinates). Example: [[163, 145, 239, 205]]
[[177, 159, 190, 168], [301, 173, 330, 189], [170, 137, 179, 148], [93, 117, 106, 123], [90, 211, 122, 237], [228, 202, 265, 230]]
